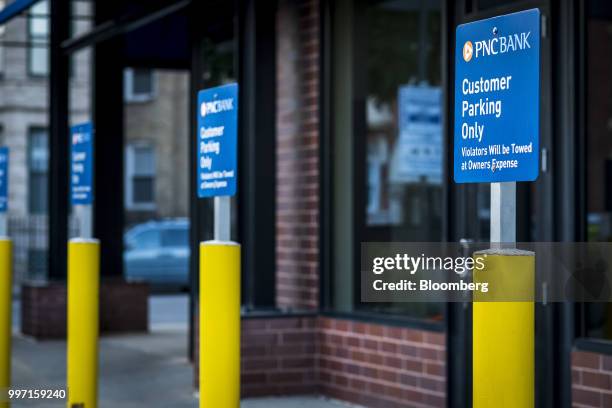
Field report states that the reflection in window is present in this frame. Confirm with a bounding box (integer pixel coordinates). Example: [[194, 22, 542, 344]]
[[0, 1, 5, 74], [364, 1, 442, 239], [132, 230, 160, 249], [28, 1, 49, 76], [28, 128, 48, 214], [124, 68, 156, 102], [162, 229, 188, 247], [126, 143, 155, 209], [585, 1, 612, 341], [364, 0, 442, 319], [331, 0, 443, 320]]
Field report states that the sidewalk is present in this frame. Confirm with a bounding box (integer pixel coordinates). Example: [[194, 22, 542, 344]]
[[10, 329, 357, 407]]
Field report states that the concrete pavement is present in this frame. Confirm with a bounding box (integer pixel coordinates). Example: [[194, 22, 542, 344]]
[[11, 328, 195, 407], [9, 293, 361, 407], [243, 397, 362, 408]]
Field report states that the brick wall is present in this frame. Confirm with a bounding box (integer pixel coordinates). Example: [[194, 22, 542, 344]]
[[572, 351, 612, 407], [197, 315, 447, 407], [241, 316, 318, 397], [21, 279, 149, 338], [276, 0, 320, 310], [318, 317, 446, 408]]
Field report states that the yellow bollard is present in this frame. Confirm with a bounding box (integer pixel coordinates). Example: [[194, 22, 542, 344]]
[[473, 249, 535, 408], [0, 239, 11, 408], [67, 239, 100, 408], [199, 241, 240, 408]]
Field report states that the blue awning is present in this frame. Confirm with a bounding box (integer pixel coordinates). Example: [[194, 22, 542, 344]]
[[0, 0, 40, 25]]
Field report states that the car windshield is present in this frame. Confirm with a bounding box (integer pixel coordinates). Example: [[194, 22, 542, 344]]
[[161, 228, 188, 247]]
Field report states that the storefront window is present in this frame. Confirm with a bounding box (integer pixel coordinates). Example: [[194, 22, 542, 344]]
[[330, 0, 443, 320], [585, 1, 612, 340]]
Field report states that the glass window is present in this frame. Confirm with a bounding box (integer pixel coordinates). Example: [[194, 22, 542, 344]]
[[28, 128, 48, 214], [126, 143, 155, 209], [28, 0, 49, 76], [161, 228, 188, 247], [585, 1, 612, 341], [0, 0, 5, 75], [124, 68, 156, 102], [330, 0, 443, 320], [133, 69, 153, 94]]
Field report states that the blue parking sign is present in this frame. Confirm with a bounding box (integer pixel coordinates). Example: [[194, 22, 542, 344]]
[[454, 9, 540, 183], [0, 147, 9, 212], [197, 83, 238, 198], [70, 122, 94, 205]]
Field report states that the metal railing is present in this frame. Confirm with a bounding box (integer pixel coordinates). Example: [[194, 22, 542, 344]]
[[8, 215, 79, 287]]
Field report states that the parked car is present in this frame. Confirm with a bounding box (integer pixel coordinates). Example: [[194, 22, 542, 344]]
[[124, 219, 190, 288]]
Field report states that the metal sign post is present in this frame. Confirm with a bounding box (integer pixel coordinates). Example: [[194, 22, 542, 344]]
[[0, 145, 10, 398], [197, 83, 240, 408], [214, 196, 231, 242], [453, 9, 540, 408], [0, 214, 7, 238], [76, 205, 93, 239], [490, 182, 516, 244], [67, 121, 99, 407]]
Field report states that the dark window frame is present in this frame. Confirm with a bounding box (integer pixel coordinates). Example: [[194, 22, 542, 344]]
[[319, 0, 447, 329], [576, 0, 612, 356], [28, 126, 49, 214], [27, 0, 50, 77]]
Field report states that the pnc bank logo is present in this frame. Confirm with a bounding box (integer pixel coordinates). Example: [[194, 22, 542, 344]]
[[201, 98, 234, 117], [72, 132, 87, 145], [462, 31, 532, 63], [462, 41, 473, 62]]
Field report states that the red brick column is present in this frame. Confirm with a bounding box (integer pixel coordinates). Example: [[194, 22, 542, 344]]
[[572, 350, 612, 407], [276, 0, 320, 310]]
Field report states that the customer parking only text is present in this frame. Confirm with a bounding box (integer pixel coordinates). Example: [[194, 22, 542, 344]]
[[459, 74, 533, 174]]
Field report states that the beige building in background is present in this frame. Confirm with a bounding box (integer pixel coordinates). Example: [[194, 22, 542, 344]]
[[124, 69, 189, 226], [0, 1, 189, 282]]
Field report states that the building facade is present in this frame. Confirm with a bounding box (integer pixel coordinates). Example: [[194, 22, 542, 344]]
[[1, 0, 612, 407]]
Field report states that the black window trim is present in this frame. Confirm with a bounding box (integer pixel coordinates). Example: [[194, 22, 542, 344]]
[[319, 0, 448, 330], [575, 0, 612, 357]]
